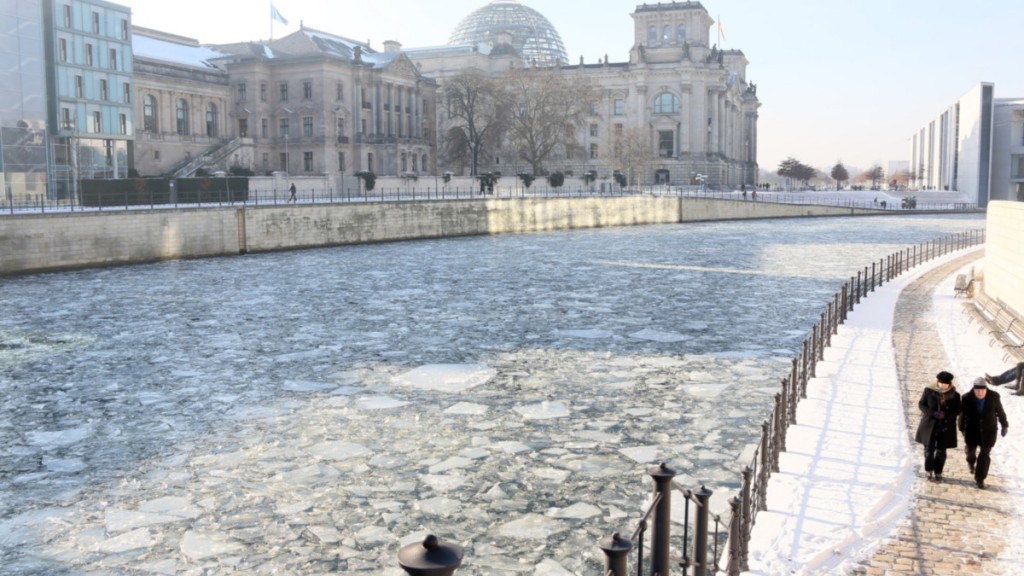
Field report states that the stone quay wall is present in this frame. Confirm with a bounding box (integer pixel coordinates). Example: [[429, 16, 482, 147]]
[[0, 196, 882, 276]]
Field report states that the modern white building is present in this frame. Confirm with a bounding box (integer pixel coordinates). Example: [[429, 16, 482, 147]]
[[909, 82, 1024, 206], [991, 98, 1024, 202]]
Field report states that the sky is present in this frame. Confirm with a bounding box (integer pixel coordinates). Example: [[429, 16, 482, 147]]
[[120, 0, 1024, 174], [739, 237, 1024, 574]]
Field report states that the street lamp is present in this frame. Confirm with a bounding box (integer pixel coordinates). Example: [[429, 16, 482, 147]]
[[284, 133, 289, 175]]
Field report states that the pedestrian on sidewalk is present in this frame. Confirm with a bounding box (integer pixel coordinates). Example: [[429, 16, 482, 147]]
[[289, 183, 297, 203], [985, 361, 1024, 390], [958, 378, 1009, 489], [914, 371, 961, 481]]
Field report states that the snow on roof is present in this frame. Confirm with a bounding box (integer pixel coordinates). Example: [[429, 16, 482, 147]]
[[132, 33, 228, 69]]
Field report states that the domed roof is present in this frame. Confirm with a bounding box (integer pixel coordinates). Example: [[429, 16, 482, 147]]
[[448, 0, 568, 66]]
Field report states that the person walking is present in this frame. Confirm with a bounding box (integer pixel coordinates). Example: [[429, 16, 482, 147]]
[[914, 371, 961, 481], [958, 377, 1009, 489], [289, 183, 297, 203]]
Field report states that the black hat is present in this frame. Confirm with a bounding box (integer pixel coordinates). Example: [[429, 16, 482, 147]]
[[936, 371, 954, 384], [972, 377, 987, 390]]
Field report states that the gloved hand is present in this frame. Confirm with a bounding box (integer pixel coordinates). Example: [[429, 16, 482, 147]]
[[1002, 427, 1008, 437], [933, 411, 944, 420]]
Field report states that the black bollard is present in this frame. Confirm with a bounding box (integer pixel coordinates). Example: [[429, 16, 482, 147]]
[[397, 534, 464, 576]]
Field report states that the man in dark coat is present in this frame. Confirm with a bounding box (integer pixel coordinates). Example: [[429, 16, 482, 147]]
[[958, 377, 1009, 489], [914, 371, 961, 481]]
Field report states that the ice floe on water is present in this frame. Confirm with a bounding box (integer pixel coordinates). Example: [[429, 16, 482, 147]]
[[0, 215, 984, 574]]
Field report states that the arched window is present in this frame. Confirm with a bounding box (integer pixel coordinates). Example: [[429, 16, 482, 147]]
[[422, 154, 428, 172], [678, 24, 686, 41], [663, 25, 671, 42], [653, 92, 680, 114], [647, 26, 657, 44], [176, 99, 189, 135], [205, 103, 218, 137], [143, 94, 157, 132]]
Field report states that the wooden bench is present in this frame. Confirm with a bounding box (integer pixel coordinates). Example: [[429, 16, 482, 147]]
[[964, 286, 1024, 365], [954, 273, 972, 297]]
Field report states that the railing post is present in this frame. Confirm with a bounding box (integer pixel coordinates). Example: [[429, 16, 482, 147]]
[[598, 533, 632, 576], [648, 463, 676, 576], [759, 420, 772, 501], [739, 467, 753, 571], [818, 312, 826, 360], [800, 340, 809, 398], [810, 325, 818, 377], [726, 496, 743, 576], [692, 486, 714, 576], [397, 534, 463, 576], [773, 393, 784, 468]]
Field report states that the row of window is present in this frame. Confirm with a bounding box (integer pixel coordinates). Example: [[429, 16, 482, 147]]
[[72, 74, 130, 103], [58, 38, 123, 71], [60, 107, 129, 135], [238, 80, 328, 103], [587, 93, 680, 117], [142, 96, 219, 137], [61, 4, 129, 40], [647, 23, 687, 45]]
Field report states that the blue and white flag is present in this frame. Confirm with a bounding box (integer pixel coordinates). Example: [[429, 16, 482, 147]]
[[271, 4, 289, 26]]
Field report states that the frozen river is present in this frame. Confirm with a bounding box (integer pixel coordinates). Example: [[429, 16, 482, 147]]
[[0, 214, 983, 574]]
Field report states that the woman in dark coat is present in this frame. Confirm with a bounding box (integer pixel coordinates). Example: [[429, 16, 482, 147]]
[[958, 378, 1009, 489], [914, 371, 961, 481]]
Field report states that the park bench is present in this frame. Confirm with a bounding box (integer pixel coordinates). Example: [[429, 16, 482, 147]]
[[963, 284, 1024, 365], [954, 273, 972, 297]]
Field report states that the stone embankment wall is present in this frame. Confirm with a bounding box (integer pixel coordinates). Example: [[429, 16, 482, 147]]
[[983, 201, 1024, 317], [0, 196, 880, 276]]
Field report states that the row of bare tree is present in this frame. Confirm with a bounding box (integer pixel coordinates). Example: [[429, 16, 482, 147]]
[[441, 68, 653, 184]]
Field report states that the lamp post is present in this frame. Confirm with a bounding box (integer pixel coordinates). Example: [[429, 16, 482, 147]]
[[284, 133, 289, 175]]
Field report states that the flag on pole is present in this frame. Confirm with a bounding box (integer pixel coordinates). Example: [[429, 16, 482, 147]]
[[271, 4, 289, 26], [717, 18, 725, 42]]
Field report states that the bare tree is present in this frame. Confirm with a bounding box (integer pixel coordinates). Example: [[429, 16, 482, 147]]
[[604, 126, 654, 187], [501, 67, 594, 176], [440, 70, 508, 176]]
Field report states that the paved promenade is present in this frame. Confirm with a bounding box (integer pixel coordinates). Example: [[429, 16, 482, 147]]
[[852, 251, 1024, 575]]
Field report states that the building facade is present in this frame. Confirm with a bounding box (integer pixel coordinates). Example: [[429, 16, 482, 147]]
[[131, 26, 437, 183], [909, 83, 995, 207], [410, 1, 759, 188], [1, 0, 50, 205], [45, 0, 134, 193], [991, 98, 1024, 202]]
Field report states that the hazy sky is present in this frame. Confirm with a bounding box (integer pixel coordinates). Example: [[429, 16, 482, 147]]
[[121, 0, 1024, 173]]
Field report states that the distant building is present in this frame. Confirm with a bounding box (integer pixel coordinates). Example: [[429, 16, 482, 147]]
[[906, 82, 1024, 206], [990, 98, 1024, 202], [410, 1, 760, 188], [45, 0, 134, 191]]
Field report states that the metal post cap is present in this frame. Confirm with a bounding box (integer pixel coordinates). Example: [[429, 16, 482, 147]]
[[397, 534, 464, 576], [598, 532, 633, 555], [647, 462, 677, 479]]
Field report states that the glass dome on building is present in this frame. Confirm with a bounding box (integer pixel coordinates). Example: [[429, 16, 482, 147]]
[[448, 0, 568, 66]]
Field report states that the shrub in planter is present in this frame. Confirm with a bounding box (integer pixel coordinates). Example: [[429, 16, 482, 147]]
[[355, 170, 376, 191], [548, 171, 565, 188], [518, 173, 535, 189]]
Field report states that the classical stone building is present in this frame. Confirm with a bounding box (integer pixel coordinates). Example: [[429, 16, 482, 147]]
[[409, 0, 759, 188], [131, 25, 437, 182]]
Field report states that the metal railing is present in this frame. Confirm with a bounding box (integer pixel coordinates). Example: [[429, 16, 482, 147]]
[[1, 183, 979, 214]]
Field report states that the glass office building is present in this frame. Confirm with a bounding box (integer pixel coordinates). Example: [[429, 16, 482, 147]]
[[0, 0, 50, 206], [0, 0, 133, 207], [45, 0, 134, 200]]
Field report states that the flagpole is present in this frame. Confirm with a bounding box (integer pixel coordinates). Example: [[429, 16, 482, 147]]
[[270, 0, 273, 40]]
